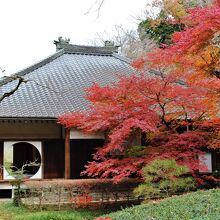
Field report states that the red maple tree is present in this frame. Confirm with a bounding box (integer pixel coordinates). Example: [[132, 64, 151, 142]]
[[58, 72, 219, 181], [58, 1, 220, 182]]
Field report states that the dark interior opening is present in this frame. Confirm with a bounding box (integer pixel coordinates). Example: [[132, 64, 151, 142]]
[[213, 151, 220, 171], [0, 189, 12, 198], [43, 140, 64, 179], [70, 139, 104, 179], [13, 142, 41, 177]]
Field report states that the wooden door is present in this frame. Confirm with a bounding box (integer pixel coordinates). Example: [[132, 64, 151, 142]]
[[43, 140, 64, 179]]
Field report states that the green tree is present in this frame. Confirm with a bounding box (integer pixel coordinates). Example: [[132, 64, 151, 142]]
[[3, 161, 39, 206], [139, 0, 214, 46], [134, 159, 195, 200]]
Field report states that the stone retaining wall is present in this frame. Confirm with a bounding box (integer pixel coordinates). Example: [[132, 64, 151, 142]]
[[21, 179, 141, 210]]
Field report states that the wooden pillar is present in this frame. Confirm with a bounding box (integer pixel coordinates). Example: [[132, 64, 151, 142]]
[[0, 142, 3, 180], [64, 128, 71, 179]]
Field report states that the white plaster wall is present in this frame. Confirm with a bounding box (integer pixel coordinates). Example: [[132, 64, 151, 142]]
[[70, 129, 104, 139], [3, 141, 42, 180], [199, 152, 212, 173], [0, 183, 14, 189]]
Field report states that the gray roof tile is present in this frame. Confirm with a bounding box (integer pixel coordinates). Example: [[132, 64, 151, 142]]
[[0, 48, 134, 118]]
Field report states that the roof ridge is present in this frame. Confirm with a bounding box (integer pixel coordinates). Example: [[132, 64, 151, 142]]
[[64, 49, 114, 56], [0, 49, 65, 87], [60, 44, 118, 54], [54, 38, 119, 54]]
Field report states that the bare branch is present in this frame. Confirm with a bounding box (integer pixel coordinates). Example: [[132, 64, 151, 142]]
[[0, 75, 60, 103], [96, 0, 105, 18], [88, 24, 156, 59], [0, 67, 5, 74], [0, 76, 28, 102], [84, 0, 105, 18]]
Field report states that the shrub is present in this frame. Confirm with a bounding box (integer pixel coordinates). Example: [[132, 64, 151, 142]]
[[70, 193, 93, 209], [134, 159, 195, 200]]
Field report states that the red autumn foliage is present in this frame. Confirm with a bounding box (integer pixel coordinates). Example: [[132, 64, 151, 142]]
[[82, 131, 209, 181], [145, 1, 220, 109], [194, 119, 220, 150], [58, 72, 219, 182], [58, 1, 220, 183], [147, 2, 220, 79], [70, 193, 93, 208], [131, 58, 145, 69], [202, 175, 220, 183]]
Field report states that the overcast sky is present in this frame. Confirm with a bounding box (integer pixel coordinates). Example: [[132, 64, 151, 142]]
[[0, 0, 147, 76]]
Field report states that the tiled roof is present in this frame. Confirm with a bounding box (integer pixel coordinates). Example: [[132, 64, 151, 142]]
[[0, 46, 134, 119]]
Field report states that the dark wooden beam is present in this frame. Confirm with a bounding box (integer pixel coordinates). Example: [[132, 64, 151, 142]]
[[64, 128, 71, 179], [0, 142, 3, 180]]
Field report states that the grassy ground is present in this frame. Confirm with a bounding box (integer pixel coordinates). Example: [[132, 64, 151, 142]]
[[0, 201, 103, 220], [107, 189, 220, 220], [1, 189, 220, 220]]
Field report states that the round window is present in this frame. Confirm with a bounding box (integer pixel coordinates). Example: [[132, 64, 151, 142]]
[[12, 142, 41, 178]]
